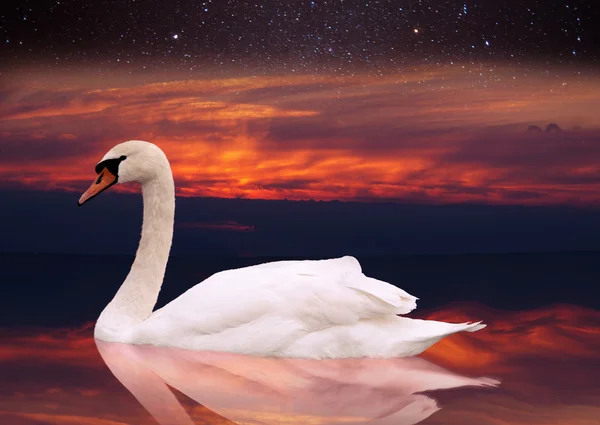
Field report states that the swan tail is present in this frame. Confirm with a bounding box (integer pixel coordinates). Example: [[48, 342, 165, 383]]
[[464, 321, 486, 332], [402, 318, 487, 341], [475, 377, 502, 387], [281, 317, 488, 359], [384, 318, 487, 357]]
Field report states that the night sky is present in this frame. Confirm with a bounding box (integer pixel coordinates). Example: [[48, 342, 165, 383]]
[[1, 1, 598, 72], [1, 1, 600, 256]]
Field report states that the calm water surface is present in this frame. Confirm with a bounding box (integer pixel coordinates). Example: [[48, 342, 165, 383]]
[[1, 253, 600, 424]]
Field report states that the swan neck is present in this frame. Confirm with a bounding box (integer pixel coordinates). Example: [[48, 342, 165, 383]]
[[95, 168, 175, 340]]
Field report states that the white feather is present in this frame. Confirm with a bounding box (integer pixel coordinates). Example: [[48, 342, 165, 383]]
[[91, 141, 488, 358]]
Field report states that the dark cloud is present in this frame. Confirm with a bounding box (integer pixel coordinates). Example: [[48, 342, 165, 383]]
[[233, 81, 341, 104], [0, 132, 100, 163], [264, 115, 464, 152], [254, 179, 320, 190], [151, 118, 235, 140], [441, 130, 600, 170]]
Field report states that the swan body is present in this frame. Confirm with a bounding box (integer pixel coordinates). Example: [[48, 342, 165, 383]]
[[80, 140, 487, 358]]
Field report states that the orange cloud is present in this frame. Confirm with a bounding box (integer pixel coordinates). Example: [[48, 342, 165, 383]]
[[1, 65, 600, 205]]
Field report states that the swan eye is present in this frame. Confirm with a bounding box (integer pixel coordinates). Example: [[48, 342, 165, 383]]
[[95, 156, 127, 175]]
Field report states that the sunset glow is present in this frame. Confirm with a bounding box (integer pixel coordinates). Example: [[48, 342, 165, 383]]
[[2, 65, 600, 206]]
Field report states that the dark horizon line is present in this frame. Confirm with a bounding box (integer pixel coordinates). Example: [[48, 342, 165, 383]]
[[4, 187, 600, 211], [2, 249, 599, 259]]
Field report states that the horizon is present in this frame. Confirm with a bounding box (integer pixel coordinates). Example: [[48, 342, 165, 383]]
[[3, 188, 600, 257], [4, 247, 600, 258]]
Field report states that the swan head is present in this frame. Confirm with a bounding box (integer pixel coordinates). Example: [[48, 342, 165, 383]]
[[78, 140, 169, 206]]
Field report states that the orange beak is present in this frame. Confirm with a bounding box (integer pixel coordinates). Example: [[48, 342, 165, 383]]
[[78, 167, 118, 207]]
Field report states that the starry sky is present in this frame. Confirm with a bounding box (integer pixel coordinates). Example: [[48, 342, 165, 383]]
[[1, 1, 600, 256], [1, 0, 598, 74]]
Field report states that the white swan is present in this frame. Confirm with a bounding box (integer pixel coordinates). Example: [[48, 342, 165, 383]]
[[79, 140, 487, 358]]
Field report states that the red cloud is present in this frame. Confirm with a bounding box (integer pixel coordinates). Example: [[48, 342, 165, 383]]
[[2, 66, 600, 205]]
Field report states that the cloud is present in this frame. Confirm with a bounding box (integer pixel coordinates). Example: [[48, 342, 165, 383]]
[[1, 65, 600, 205]]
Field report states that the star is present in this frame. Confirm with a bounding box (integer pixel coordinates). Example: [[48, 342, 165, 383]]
[[0, 0, 595, 73]]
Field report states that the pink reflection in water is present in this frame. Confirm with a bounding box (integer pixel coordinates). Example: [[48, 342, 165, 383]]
[[96, 341, 499, 425]]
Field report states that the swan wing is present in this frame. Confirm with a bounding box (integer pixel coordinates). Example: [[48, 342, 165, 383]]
[[227, 255, 418, 314], [128, 256, 418, 354]]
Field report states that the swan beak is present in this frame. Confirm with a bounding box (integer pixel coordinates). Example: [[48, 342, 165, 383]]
[[78, 167, 118, 207]]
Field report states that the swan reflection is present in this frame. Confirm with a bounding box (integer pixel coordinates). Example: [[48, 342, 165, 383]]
[[96, 341, 499, 425]]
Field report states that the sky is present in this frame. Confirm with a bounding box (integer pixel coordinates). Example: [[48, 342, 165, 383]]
[[1, 0, 597, 71], [2, 66, 600, 206], [1, 1, 600, 256]]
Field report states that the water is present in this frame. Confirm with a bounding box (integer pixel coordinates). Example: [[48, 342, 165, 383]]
[[2, 251, 600, 327], [1, 252, 600, 424]]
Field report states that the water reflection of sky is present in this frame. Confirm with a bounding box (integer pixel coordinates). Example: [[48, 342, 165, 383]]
[[2, 303, 599, 425]]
